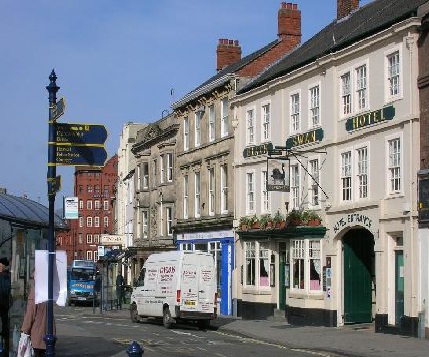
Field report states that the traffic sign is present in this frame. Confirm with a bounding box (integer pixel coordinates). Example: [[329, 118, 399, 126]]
[[56, 123, 107, 145], [51, 144, 107, 167], [51, 97, 66, 122]]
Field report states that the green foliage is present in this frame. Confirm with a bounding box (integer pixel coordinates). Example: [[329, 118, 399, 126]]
[[259, 213, 272, 229]]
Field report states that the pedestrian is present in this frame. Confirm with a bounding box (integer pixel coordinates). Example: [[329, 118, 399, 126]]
[[21, 269, 49, 357], [115, 272, 124, 309], [0, 257, 11, 355]]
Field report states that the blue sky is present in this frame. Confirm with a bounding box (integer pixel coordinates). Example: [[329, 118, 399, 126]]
[[0, 0, 371, 209]]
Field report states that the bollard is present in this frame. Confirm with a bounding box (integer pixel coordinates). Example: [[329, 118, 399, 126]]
[[126, 340, 144, 356]]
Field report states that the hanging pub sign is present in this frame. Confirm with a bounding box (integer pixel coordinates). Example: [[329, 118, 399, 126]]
[[266, 157, 290, 192]]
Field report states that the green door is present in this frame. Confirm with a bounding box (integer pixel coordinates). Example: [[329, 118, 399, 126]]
[[279, 252, 286, 310], [395, 251, 404, 325], [344, 229, 373, 324]]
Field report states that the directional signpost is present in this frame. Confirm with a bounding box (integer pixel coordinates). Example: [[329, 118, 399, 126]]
[[50, 122, 108, 167], [45, 70, 109, 356], [51, 97, 66, 122], [52, 144, 107, 166]]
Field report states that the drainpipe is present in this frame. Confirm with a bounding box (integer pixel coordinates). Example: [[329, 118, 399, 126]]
[[406, 33, 418, 323]]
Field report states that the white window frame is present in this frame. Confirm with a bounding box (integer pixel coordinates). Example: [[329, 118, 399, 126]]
[[143, 162, 149, 188], [340, 149, 353, 202], [385, 46, 403, 102], [183, 175, 189, 219], [208, 167, 215, 216], [309, 83, 320, 128], [166, 206, 173, 236], [290, 91, 301, 133], [246, 108, 255, 145], [220, 165, 228, 214], [86, 250, 93, 261], [136, 164, 141, 191], [160, 154, 164, 184], [103, 200, 109, 210], [195, 172, 201, 218], [244, 241, 272, 289], [167, 153, 173, 182], [94, 234, 99, 243], [356, 144, 369, 200], [246, 171, 255, 214], [79, 216, 83, 228], [86, 234, 93, 244], [261, 102, 271, 142], [386, 133, 402, 195], [195, 112, 202, 147], [290, 163, 301, 210], [103, 216, 109, 228], [94, 216, 100, 228], [209, 104, 215, 142], [291, 239, 323, 293], [340, 70, 352, 117], [221, 98, 229, 137], [143, 210, 148, 238], [261, 170, 269, 213], [79, 200, 83, 210], [308, 157, 320, 208], [355, 63, 368, 111], [86, 216, 92, 228], [86, 200, 92, 210], [94, 200, 101, 210], [184, 117, 189, 151]]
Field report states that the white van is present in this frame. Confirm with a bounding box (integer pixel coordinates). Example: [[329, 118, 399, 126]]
[[130, 250, 217, 328]]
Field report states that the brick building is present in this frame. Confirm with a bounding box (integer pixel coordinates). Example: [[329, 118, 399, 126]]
[[56, 154, 118, 266]]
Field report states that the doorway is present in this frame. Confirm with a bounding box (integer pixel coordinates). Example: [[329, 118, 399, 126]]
[[343, 229, 374, 324]]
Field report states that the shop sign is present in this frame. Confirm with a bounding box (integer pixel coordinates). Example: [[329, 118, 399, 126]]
[[285, 128, 323, 149], [333, 213, 373, 233], [243, 142, 273, 158], [101, 234, 124, 245], [345, 105, 395, 131]]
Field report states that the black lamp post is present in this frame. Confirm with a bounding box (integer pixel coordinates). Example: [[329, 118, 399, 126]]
[[45, 69, 59, 356]]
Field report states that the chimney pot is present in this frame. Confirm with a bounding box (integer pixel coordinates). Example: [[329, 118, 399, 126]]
[[278, 2, 301, 41], [337, 0, 359, 20], [216, 38, 242, 72]]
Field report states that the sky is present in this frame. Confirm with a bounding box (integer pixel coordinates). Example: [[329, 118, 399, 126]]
[[0, 0, 372, 209]]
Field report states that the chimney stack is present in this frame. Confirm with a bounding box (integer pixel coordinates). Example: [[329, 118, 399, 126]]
[[278, 2, 301, 46], [337, 0, 359, 20], [216, 39, 242, 72]]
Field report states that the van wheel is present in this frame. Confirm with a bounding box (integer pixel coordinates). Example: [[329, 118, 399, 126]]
[[163, 307, 173, 328], [198, 320, 210, 330], [130, 303, 140, 323]]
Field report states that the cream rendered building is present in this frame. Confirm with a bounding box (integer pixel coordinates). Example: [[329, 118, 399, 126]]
[[116, 122, 147, 282], [231, 0, 428, 337]]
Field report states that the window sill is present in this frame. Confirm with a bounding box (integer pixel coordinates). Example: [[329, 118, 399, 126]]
[[242, 287, 272, 295], [289, 290, 325, 300]]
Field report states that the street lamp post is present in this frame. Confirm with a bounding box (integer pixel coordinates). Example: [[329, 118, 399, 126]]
[[45, 69, 59, 356]]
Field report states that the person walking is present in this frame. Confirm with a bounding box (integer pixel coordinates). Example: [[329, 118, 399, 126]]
[[0, 257, 11, 355], [115, 272, 124, 310], [21, 269, 48, 357]]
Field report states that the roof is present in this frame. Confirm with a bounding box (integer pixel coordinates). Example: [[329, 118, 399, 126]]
[[239, 0, 428, 94], [172, 39, 279, 109], [0, 193, 67, 230]]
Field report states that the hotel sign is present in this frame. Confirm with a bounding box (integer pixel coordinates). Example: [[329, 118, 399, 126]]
[[345, 105, 395, 131], [243, 142, 273, 158], [285, 128, 324, 149]]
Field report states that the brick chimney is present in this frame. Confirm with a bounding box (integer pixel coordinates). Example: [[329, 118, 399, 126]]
[[337, 0, 359, 20], [216, 39, 242, 72], [278, 2, 301, 46]]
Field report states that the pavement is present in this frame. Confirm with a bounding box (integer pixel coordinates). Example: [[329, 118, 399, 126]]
[[92, 304, 429, 357]]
